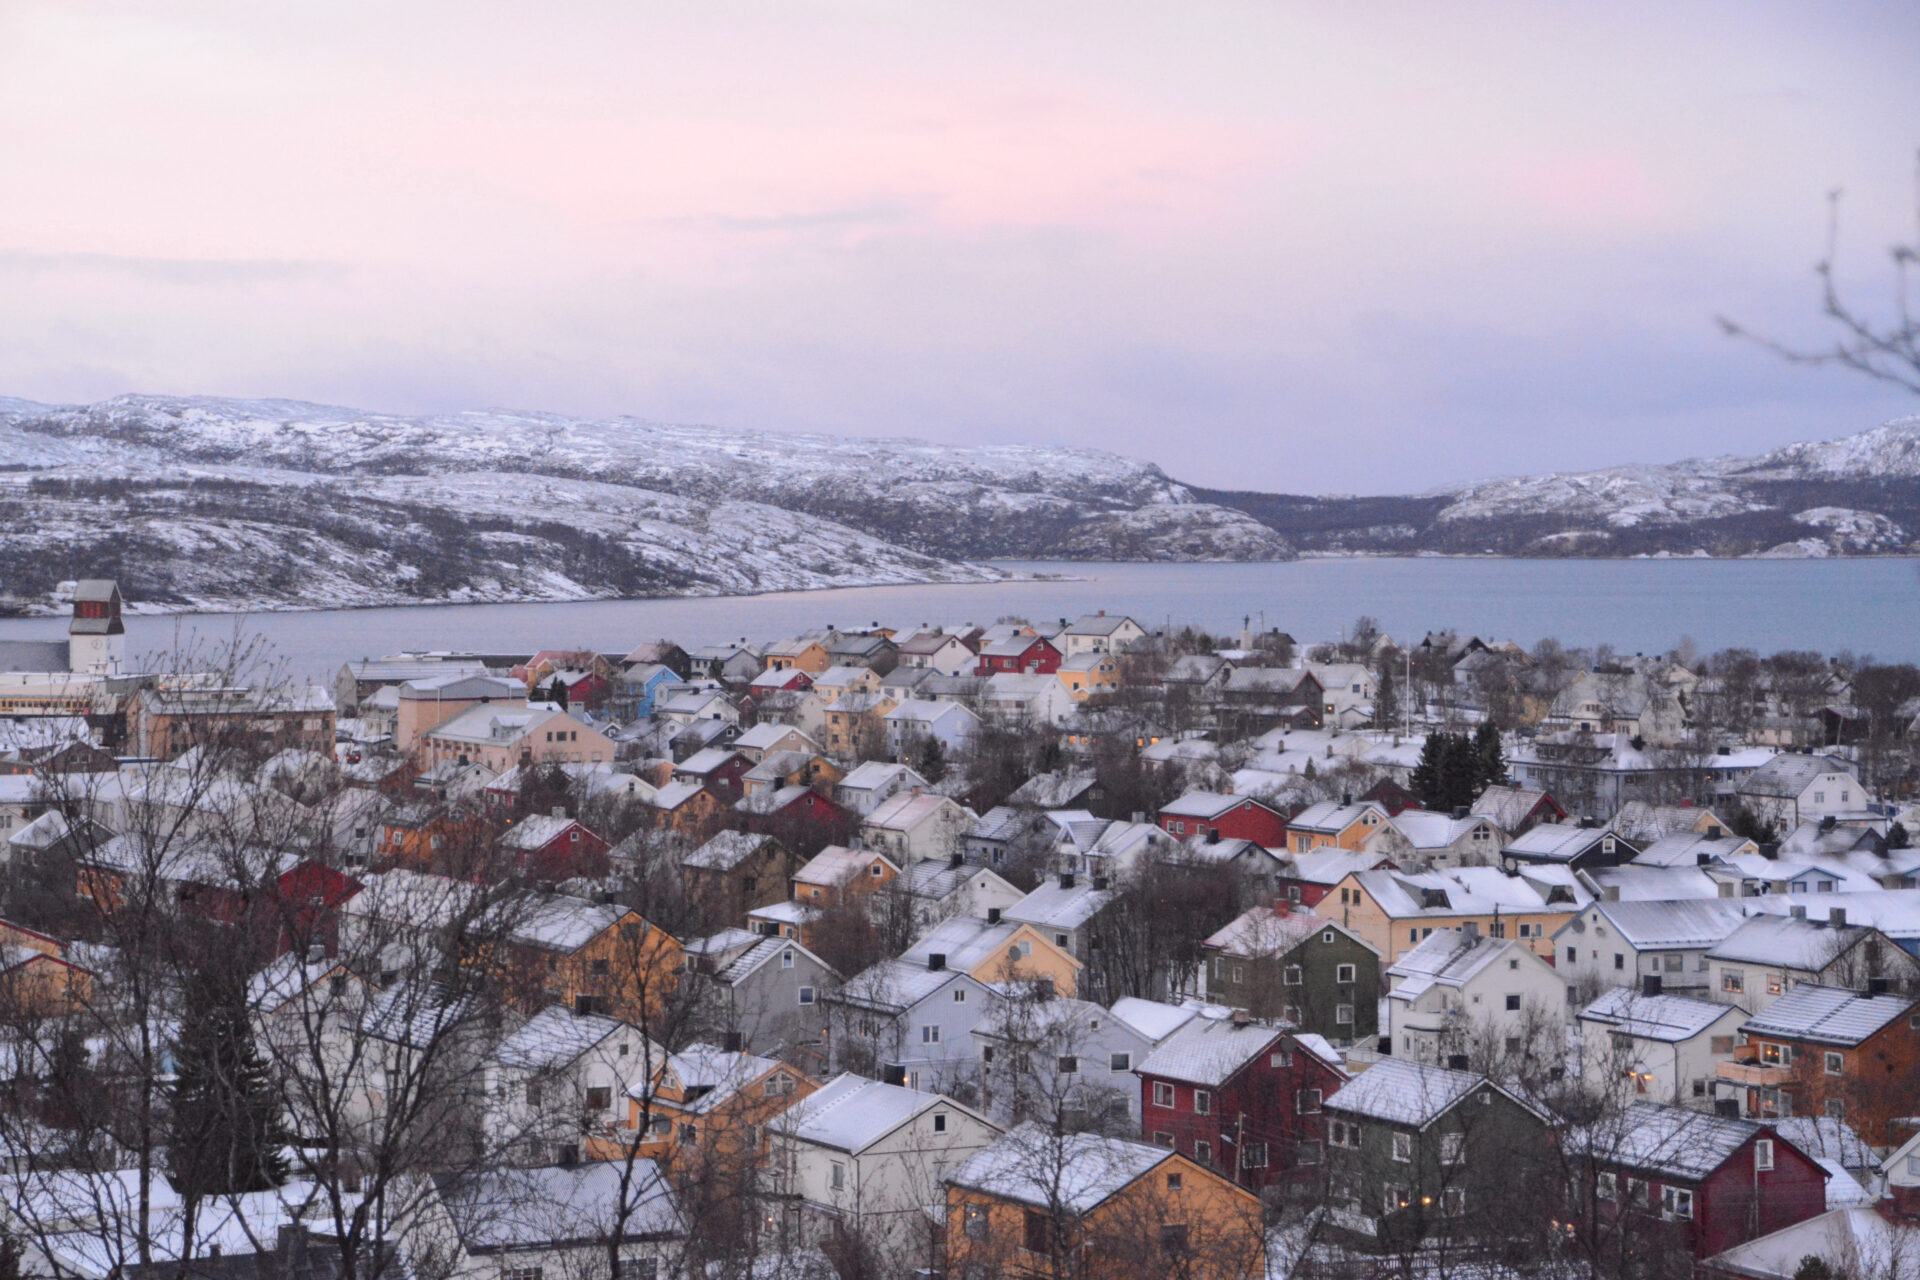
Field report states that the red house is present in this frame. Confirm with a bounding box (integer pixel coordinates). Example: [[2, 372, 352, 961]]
[[1135, 1010, 1347, 1190], [498, 813, 611, 882], [672, 748, 755, 802], [737, 785, 856, 857], [974, 634, 1061, 676], [1567, 1102, 1828, 1259], [1156, 792, 1291, 848]]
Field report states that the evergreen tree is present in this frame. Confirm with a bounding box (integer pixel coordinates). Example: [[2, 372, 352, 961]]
[[1473, 721, 1507, 792], [1435, 732, 1479, 812], [1410, 733, 1448, 809], [915, 735, 948, 785], [168, 973, 290, 1197], [1374, 667, 1399, 729], [1889, 821, 1910, 850]]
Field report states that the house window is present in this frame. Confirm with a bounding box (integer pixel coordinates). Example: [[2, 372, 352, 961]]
[[1240, 1142, 1268, 1169], [1825, 1098, 1846, 1118], [1759, 1043, 1785, 1066], [963, 1203, 987, 1239], [1153, 1131, 1174, 1147], [782, 950, 795, 968], [1336, 1004, 1354, 1025], [1193, 1140, 1212, 1165], [1614, 954, 1625, 971], [525, 1081, 543, 1106], [586, 1087, 611, 1111], [921, 1025, 940, 1044], [1110, 1052, 1132, 1072], [614, 1262, 657, 1280], [797, 986, 816, 1005], [1505, 994, 1521, 1011], [1336, 964, 1357, 983], [1153, 1082, 1176, 1108], [1328, 1119, 1361, 1148], [505, 1268, 545, 1280], [933, 1112, 947, 1133], [1165, 1172, 1183, 1190], [1442, 1187, 1466, 1218], [1322, 930, 1335, 943], [1755, 1139, 1774, 1171], [1392, 1132, 1412, 1163], [1661, 1187, 1694, 1221], [1768, 973, 1785, 996], [1231, 965, 1245, 984], [1441, 1132, 1465, 1165], [591, 959, 610, 976], [1023, 1210, 1053, 1255], [1824, 1052, 1844, 1076], [1284, 965, 1303, 986], [1596, 1171, 1616, 1201], [764, 1074, 795, 1097], [953, 989, 967, 1003], [1158, 1224, 1190, 1256], [1297, 1088, 1322, 1114], [1566, 947, 1576, 964], [1270, 1049, 1292, 1068], [1193, 1090, 1211, 1115], [1722, 970, 1744, 995], [1383, 1184, 1410, 1214], [1057, 1056, 1079, 1075]]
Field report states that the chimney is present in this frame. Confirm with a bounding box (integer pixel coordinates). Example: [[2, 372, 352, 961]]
[[1447, 1054, 1470, 1071], [1461, 922, 1480, 943], [1706, 824, 1723, 838], [1451, 806, 1468, 820], [1867, 977, 1891, 997], [882, 1063, 906, 1086], [1230, 1009, 1251, 1026], [552, 804, 567, 819], [1602, 885, 1620, 902], [1641, 974, 1662, 998], [1340, 793, 1352, 807], [1131, 811, 1145, 824], [1829, 907, 1848, 929], [986, 907, 1002, 925], [927, 953, 946, 971], [307, 943, 327, 965], [1791, 905, 1807, 920], [722, 1030, 744, 1052], [1696, 853, 1711, 867], [1058, 872, 1075, 890], [949, 852, 964, 870], [1092, 875, 1109, 891]]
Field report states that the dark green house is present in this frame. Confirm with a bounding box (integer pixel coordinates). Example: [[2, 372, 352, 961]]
[[1320, 1058, 1554, 1251], [1201, 907, 1382, 1045]]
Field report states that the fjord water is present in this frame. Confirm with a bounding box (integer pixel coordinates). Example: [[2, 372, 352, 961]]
[[3, 558, 1917, 681]]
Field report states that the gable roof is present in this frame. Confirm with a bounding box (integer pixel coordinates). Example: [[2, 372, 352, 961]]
[[1737, 754, 1856, 799], [1568, 1102, 1788, 1182], [1136, 1010, 1290, 1086], [1323, 1058, 1538, 1128], [770, 1073, 983, 1154], [1740, 984, 1917, 1047], [1705, 914, 1871, 970], [945, 1125, 1184, 1214], [495, 1006, 635, 1071], [1577, 987, 1742, 1042], [1386, 929, 1540, 1002]]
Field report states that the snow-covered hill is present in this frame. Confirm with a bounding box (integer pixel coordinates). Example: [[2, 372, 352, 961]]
[[0, 395, 1290, 612]]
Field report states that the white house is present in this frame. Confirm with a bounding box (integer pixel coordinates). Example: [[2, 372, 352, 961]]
[[882, 698, 980, 761], [861, 792, 975, 865], [1003, 873, 1113, 964], [1704, 908, 1920, 1014], [1365, 809, 1509, 869], [1055, 612, 1147, 657], [1575, 982, 1746, 1110], [824, 958, 1001, 1091], [481, 1006, 658, 1165], [970, 995, 1158, 1124], [1384, 925, 1568, 1069], [1553, 897, 1752, 997], [408, 1161, 683, 1280], [980, 673, 1076, 727], [768, 1074, 1002, 1273], [1735, 755, 1873, 832], [833, 762, 931, 818], [897, 857, 1024, 933]]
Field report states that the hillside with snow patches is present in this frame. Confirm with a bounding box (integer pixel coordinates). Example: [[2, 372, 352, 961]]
[[0, 395, 1289, 612], [2, 395, 1918, 613]]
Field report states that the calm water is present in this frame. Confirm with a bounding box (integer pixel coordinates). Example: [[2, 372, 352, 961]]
[[3, 558, 1918, 682]]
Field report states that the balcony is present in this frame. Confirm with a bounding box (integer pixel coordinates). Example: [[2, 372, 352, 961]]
[[1716, 1060, 1791, 1088]]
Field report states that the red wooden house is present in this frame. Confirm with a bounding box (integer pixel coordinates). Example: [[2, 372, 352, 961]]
[[736, 785, 856, 858], [1135, 1010, 1347, 1190], [497, 813, 611, 882], [672, 748, 754, 802], [1156, 792, 1291, 848], [974, 634, 1062, 676], [1566, 1102, 1827, 1259]]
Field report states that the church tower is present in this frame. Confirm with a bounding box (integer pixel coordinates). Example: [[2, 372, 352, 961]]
[[68, 579, 125, 674]]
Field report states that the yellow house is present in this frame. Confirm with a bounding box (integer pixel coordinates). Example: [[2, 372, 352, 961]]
[[1056, 653, 1121, 702], [488, 891, 683, 1025], [1312, 867, 1584, 963], [765, 639, 831, 674], [1287, 800, 1390, 853], [902, 914, 1083, 996], [597, 1043, 817, 1169]]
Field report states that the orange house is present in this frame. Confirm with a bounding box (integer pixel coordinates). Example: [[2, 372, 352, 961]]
[[375, 805, 497, 875], [746, 844, 900, 947], [764, 639, 831, 674], [488, 892, 683, 1026], [943, 1129, 1264, 1280], [1287, 800, 1391, 854], [605, 1044, 818, 1170], [0, 919, 91, 1015], [651, 782, 725, 840]]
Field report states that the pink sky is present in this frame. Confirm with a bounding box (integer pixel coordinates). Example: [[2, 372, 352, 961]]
[[2, 2, 1916, 490]]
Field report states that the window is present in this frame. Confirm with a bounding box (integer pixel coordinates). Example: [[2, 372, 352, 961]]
[[586, 1086, 611, 1111], [1661, 1187, 1694, 1221], [1329, 1118, 1362, 1148], [1441, 1187, 1466, 1218], [1824, 1051, 1844, 1076], [1759, 1043, 1785, 1066], [1322, 930, 1335, 943], [963, 1203, 987, 1239], [1336, 963, 1357, 983], [1296, 1088, 1322, 1114], [982, 1046, 997, 1064], [591, 958, 610, 976], [1825, 1098, 1847, 1118], [1723, 969, 1744, 995], [1153, 1082, 1176, 1108], [764, 1074, 795, 1097], [1153, 1131, 1174, 1147], [1109, 1052, 1132, 1072], [1284, 965, 1303, 986], [1296, 1139, 1323, 1165], [921, 1025, 941, 1044], [1505, 994, 1521, 1011], [1241, 1142, 1267, 1169], [1596, 1171, 1617, 1201], [1613, 953, 1624, 971], [1336, 1003, 1354, 1025], [1566, 947, 1577, 964], [1158, 1224, 1190, 1255], [505, 1268, 545, 1280], [1269, 1049, 1292, 1069], [1023, 1210, 1053, 1255], [1193, 1090, 1211, 1115], [953, 989, 967, 1003], [798, 986, 815, 1005], [1383, 1184, 1410, 1214], [1768, 972, 1786, 996], [1166, 1172, 1183, 1190], [1230, 964, 1245, 984], [830, 1161, 846, 1190], [1710, 1035, 1734, 1055], [526, 1081, 543, 1106], [1392, 1132, 1412, 1163], [1193, 1140, 1212, 1165], [932, 1112, 948, 1133], [1755, 1139, 1774, 1171], [781, 950, 794, 968], [1057, 1056, 1079, 1075]]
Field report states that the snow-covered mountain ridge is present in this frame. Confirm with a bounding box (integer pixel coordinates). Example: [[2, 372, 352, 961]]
[[0, 395, 1289, 611]]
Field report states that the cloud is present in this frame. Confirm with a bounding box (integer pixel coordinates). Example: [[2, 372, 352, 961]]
[[0, 250, 348, 286]]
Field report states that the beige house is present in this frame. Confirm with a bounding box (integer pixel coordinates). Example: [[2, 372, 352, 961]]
[[396, 673, 527, 752], [862, 792, 974, 865], [420, 705, 614, 773]]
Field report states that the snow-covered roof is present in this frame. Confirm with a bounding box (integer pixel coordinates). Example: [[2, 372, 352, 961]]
[[1108, 997, 1199, 1045], [433, 1160, 681, 1249], [1006, 879, 1112, 932], [652, 1043, 785, 1114], [770, 1072, 961, 1153], [1387, 809, 1494, 851], [1158, 791, 1257, 821], [1705, 914, 1869, 970], [865, 791, 962, 832], [1289, 800, 1385, 834], [498, 812, 581, 851], [1737, 753, 1855, 798], [1205, 906, 1349, 959], [902, 916, 1047, 974], [944, 1125, 1175, 1213], [1740, 984, 1916, 1047], [1470, 786, 1556, 831], [1386, 929, 1532, 1002], [1503, 823, 1614, 862], [1577, 987, 1740, 1042], [1323, 1059, 1505, 1128], [793, 843, 893, 887], [1575, 897, 1751, 949], [1766, 1116, 1877, 1172], [1634, 831, 1756, 868], [833, 958, 966, 1013], [497, 892, 629, 954], [684, 829, 777, 871], [1136, 1010, 1289, 1086], [1567, 1101, 1781, 1182], [1703, 1207, 1916, 1280], [495, 1005, 634, 1071]]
